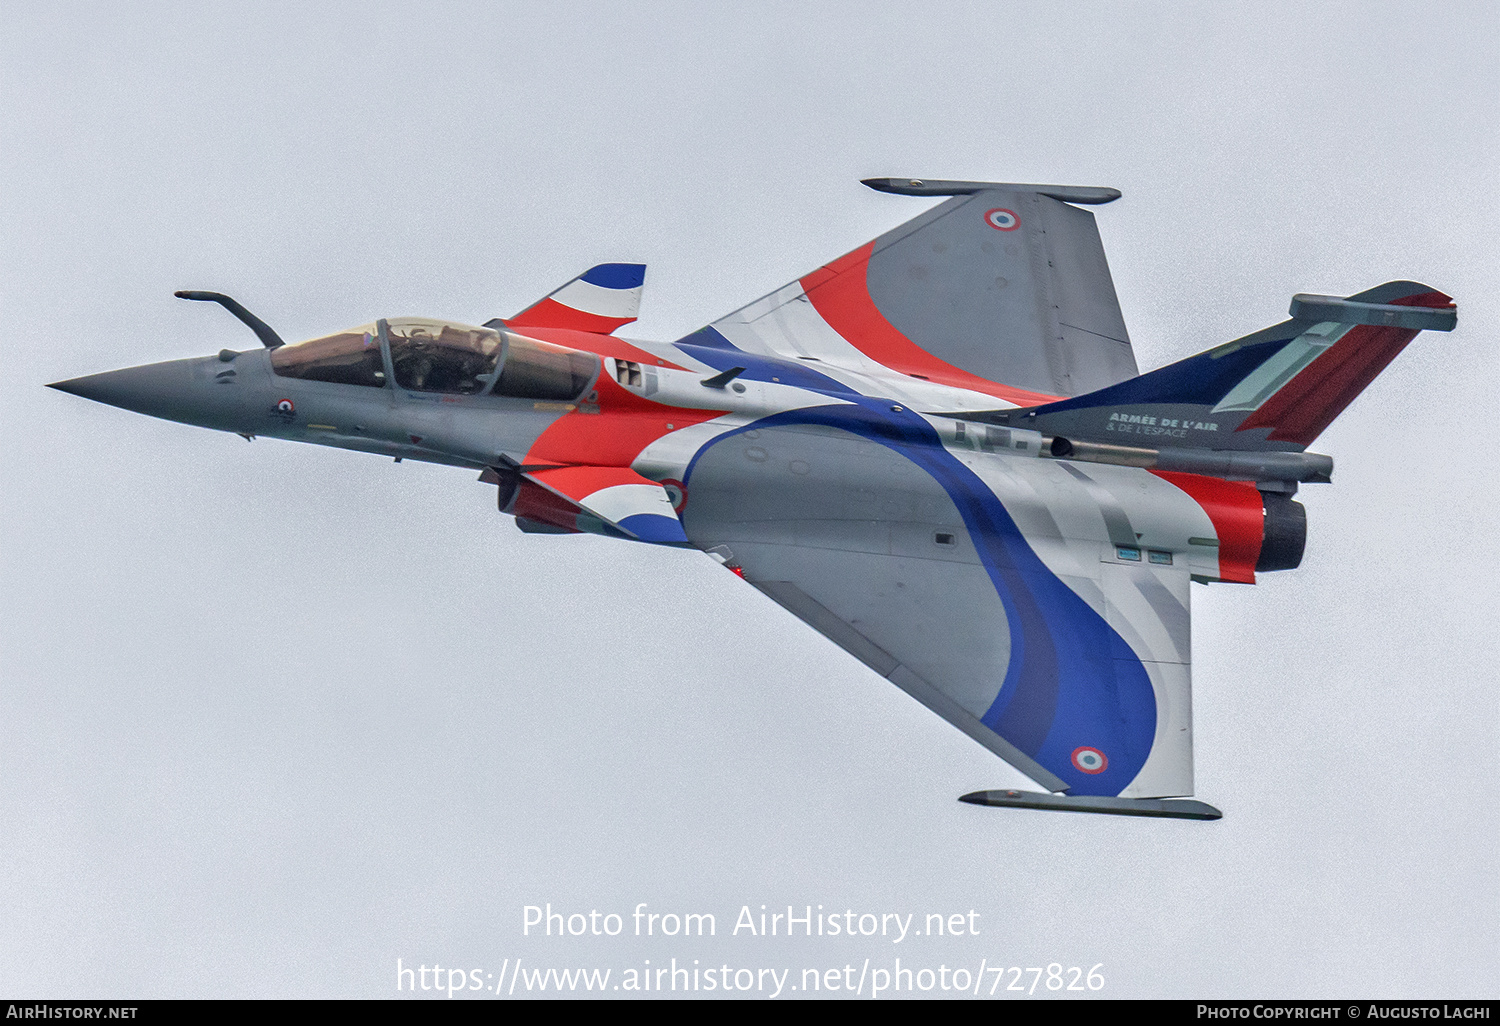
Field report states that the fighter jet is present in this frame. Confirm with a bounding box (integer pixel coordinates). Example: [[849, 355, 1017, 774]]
[[49, 178, 1456, 819]]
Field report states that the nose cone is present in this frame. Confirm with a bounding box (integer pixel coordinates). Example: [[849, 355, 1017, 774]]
[[48, 355, 250, 433], [49, 360, 198, 419]]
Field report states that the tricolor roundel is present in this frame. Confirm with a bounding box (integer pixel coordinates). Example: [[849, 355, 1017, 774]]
[[1071, 746, 1108, 774], [984, 208, 1020, 231]]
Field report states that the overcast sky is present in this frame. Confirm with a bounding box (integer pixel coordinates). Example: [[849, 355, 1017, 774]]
[[2, 1, 1496, 999]]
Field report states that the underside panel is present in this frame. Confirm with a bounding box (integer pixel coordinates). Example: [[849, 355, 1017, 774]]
[[679, 415, 1187, 796]]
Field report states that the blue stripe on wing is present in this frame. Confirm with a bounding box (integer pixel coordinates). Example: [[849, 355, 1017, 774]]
[[683, 400, 1156, 796]]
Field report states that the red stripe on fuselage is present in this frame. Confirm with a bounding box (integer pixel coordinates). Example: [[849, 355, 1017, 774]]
[[800, 242, 1061, 407], [523, 367, 726, 468], [1150, 471, 1263, 584]]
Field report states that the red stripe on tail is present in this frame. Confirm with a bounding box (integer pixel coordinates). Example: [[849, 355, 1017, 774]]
[[510, 297, 635, 335], [1238, 290, 1452, 445]]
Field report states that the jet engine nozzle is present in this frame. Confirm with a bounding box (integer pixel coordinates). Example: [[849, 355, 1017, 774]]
[[1257, 491, 1307, 572]]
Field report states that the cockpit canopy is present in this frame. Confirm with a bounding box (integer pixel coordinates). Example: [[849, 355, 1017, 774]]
[[269, 322, 386, 387], [270, 318, 599, 401], [387, 318, 502, 394]]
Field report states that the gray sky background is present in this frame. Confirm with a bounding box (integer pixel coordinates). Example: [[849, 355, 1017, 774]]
[[2, 1, 1496, 999]]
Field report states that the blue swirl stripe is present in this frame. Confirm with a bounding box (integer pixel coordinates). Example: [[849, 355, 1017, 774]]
[[683, 399, 1156, 796]]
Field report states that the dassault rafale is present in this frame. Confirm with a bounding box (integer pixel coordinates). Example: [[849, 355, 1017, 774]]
[[50, 178, 1457, 819]]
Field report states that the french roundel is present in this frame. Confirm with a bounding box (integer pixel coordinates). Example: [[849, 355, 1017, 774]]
[[1071, 746, 1108, 774], [984, 208, 1020, 231], [660, 478, 688, 512], [276, 399, 294, 413]]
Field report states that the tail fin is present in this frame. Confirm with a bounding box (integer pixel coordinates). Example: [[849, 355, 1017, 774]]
[[1014, 282, 1455, 451], [501, 263, 646, 335]]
